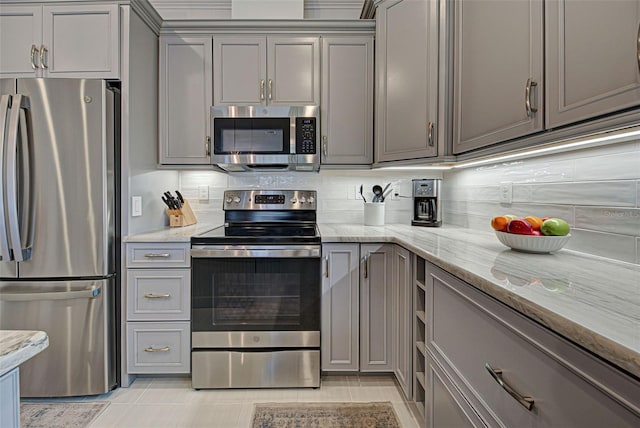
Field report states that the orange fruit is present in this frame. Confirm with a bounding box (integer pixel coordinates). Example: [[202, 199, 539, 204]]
[[491, 215, 512, 231], [524, 215, 543, 231]]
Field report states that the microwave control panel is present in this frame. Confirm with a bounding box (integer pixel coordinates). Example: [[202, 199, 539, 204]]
[[295, 118, 317, 154]]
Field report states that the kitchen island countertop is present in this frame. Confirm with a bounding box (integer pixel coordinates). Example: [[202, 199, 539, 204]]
[[125, 222, 640, 379], [0, 330, 49, 376]]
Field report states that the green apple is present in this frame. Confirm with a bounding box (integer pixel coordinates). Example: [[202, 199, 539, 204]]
[[540, 218, 570, 236]]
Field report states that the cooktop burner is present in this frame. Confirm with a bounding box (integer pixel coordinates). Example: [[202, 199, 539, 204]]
[[191, 189, 320, 245]]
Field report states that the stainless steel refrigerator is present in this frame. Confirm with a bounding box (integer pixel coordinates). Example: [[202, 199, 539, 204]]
[[0, 79, 119, 397]]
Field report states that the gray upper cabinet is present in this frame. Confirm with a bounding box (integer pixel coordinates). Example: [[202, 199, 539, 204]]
[[546, 0, 640, 128], [213, 35, 320, 106], [159, 36, 212, 165], [321, 243, 360, 372], [0, 3, 119, 79], [452, 0, 544, 154], [360, 244, 394, 372], [375, 0, 438, 162], [320, 36, 373, 165]]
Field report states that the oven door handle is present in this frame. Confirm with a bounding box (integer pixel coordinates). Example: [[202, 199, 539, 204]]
[[191, 245, 321, 258]]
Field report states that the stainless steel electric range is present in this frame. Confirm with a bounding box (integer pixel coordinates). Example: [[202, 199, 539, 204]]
[[190, 190, 321, 389]]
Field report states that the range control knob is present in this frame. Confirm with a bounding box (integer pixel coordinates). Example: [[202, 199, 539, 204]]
[[308, 196, 315, 204], [225, 197, 233, 204], [290, 197, 298, 204], [232, 196, 241, 204], [299, 197, 306, 204]]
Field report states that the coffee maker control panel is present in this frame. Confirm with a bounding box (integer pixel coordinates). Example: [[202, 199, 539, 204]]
[[413, 180, 439, 197]]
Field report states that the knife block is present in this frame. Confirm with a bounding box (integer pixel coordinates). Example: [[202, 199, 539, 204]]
[[167, 199, 198, 227]]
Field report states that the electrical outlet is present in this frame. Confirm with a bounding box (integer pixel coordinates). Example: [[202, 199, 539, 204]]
[[131, 196, 142, 217], [354, 185, 362, 200], [198, 185, 209, 200], [390, 189, 399, 201], [499, 182, 513, 204]]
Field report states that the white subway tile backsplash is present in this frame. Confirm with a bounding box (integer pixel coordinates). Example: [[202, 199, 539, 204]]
[[637, 238, 640, 264], [575, 207, 640, 236], [574, 150, 640, 181], [564, 229, 637, 264], [519, 181, 637, 206]]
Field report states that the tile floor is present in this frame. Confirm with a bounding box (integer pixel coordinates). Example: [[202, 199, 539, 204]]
[[68, 375, 420, 427]]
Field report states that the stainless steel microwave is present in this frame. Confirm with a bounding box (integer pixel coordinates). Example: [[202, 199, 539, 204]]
[[211, 105, 319, 172]]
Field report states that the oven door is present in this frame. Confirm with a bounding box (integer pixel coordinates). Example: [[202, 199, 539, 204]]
[[191, 245, 321, 333]]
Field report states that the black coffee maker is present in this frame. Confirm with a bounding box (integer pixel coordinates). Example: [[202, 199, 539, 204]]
[[411, 179, 442, 227]]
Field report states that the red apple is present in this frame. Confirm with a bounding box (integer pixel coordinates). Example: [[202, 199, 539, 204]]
[[506, 219, 535, 235]]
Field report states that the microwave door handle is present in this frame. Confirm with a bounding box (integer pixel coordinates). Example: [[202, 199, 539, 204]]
[[5, 94, 32, 262], [0, 95, 12, 260]]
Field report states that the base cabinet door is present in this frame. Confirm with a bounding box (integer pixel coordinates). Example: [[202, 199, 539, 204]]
[[0, 368, 19, 428], [360, 244, 394, 372], [321, 243, 359, 371], [393, 245, 412, 398]]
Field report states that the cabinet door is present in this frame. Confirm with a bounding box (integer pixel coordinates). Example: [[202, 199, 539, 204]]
[[376, 0, 438, 162], [42, 4, 119, 78], [267, 36, 320, 105], [360, 244, 393, 372], [452, 0, 544, 153], [321, 36, 373, 165], [546, 0, 640, 127], [0, 368, 20, 428], [213, 36, 266, 105], [0, 5, 42, 77], [159, 36, 212, 165], [321, 244, 360, 371], [393, 246, 412, 398]]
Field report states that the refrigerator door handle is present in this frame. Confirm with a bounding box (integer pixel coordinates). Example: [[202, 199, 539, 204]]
[[0, 94, 12, 260], [5, 94, 34, 262], [0, 284, 102, 302]]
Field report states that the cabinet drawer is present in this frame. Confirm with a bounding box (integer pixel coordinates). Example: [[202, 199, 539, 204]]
[[126, 322, 190, 374], [127, 269, 190, 321], [126, 243, 190, 268], [428, 266, 640, 427]]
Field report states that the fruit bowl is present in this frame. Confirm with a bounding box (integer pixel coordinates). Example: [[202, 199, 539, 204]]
[[495, 231, 571, 253]]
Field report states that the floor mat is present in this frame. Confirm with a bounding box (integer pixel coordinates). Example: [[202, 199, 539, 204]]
[[21, 401, 109, 428]]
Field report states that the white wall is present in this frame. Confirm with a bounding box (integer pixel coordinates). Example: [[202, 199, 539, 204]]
[[179, 169, 443, 226], [443, 141, 640, 264]]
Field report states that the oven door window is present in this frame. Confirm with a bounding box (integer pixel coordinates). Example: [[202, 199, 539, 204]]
[[213, 118, 290, 154], [192, 257, 320, 331]]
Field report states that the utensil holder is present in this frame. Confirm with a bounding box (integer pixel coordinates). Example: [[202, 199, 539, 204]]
[[364, 202, 385, 226], [167, 199, 197, 227]]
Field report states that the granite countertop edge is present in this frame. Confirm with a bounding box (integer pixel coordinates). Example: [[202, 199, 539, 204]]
[[0, 330, 49, 376], [125, 222, 640, 380]]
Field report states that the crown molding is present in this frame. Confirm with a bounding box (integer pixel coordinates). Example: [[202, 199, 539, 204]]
[[160, 18, 375, 34]]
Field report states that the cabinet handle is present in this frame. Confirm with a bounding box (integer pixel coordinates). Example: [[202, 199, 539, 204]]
[[427, 122, 435, 147], [324, 256, 329, 278], [485, 363, 534, 411], [364, 254, 369, 279], [322, 135, 328, 157], [39, 45, 48, 69], [525, 78, 538, 117], [205, 136, 211, 156], [260, 79, 265, 100], [637, 21, 640, 74], [268, 79, 273, 100], [144, 253, 170, 258], [144, 346, 170, 353], [30, 45, 40, 70], [144, 293, 171, 299]]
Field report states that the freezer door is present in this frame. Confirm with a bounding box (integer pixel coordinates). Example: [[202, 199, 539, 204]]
[[15, 79, 115, 278], [0, 278, 116, 397]]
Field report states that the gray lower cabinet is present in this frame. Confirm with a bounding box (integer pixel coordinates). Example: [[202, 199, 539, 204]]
[[375, 0, 438, 162], [452, 0, 544, 154], [392, 245, 412, 399], [0, 368, 19, 428], [546, 0, 640, 128], [425, 262, 640, 428], [159, 36, 212, 165], [360, 244, 394, 372], [320, 36, 374, 165], [125, 242, 191, 374], [321, 243, 360, 371]]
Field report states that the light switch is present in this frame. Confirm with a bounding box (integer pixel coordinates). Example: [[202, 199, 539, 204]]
[[132, 196, 142, 217], [198, 185, 209, 200], [499, 182, 513, 204]]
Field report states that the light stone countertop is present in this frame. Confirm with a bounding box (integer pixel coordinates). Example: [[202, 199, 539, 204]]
[[125, 222, 640, 379], [0, 330, 49, 376]]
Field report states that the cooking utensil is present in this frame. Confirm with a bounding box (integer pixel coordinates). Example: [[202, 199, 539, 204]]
[[360, 184, 367, 203], [372, 185, 383, 202], [381, 186, 393, 202]]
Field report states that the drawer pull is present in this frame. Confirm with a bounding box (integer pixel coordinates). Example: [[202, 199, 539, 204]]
[[144, 346, 170, 353], [144, 253, 170, 258], [144, 293, 171, 299], [485, 363, 534, 411]]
